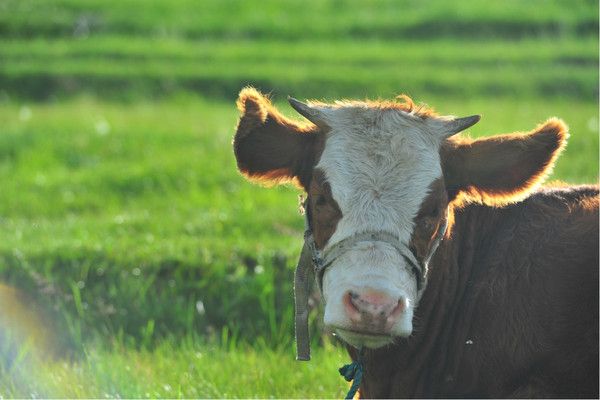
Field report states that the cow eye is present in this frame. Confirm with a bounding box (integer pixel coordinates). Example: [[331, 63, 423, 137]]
[[420, 204, 439, 220], [315, 194, 327, 207], [429, 205, 439, 217]]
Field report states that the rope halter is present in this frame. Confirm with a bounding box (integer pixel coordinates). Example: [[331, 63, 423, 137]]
[[293, 199, 448, 361]]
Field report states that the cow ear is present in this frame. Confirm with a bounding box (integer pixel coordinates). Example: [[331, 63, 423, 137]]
[[442, 118, 568, 205], [233, 88, 321, 188]]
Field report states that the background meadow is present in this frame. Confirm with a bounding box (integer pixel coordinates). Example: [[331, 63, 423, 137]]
[[0, 0, 598, 397]]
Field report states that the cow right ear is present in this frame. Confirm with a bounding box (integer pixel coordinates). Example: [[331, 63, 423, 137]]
[[441, 118, 568, 206], [233, 88, 321, 188]]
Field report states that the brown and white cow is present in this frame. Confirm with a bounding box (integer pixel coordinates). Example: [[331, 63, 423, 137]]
[[233, 88, 599, 398]]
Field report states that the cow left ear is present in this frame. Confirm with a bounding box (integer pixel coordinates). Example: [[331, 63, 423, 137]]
[[441, 118, 568, 205], [233, 88, 322, 188]]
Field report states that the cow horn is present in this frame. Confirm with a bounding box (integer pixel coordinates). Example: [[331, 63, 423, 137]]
[[288, 97, 329, 129], [442, 115, 481, 137]]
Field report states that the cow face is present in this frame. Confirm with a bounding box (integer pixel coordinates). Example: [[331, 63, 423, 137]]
[[234, 88, 567, 349]]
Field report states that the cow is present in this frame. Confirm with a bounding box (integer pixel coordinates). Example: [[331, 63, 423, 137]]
[[232, 87, 599, 398]]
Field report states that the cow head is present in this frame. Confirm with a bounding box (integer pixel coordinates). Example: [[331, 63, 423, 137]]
[[233, 88, 567, 349]]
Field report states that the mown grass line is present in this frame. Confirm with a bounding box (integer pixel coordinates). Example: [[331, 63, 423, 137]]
[[1, 36, 597, 101], [1, 0, 597, 40], [2, 37, 596, 63], [1, 65, 595, 101]]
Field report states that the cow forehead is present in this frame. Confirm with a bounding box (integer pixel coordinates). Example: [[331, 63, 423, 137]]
[[315, 107, 443, 247]]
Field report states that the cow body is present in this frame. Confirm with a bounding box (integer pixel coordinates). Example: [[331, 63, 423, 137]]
[[356, 185, 599, 398], [232, 88, 599, 398]]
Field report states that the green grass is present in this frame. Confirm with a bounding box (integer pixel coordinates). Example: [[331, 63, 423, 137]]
[[1, 0, 596, 40], [0, 0, 597, 100], [0, 338, 349, 398], [1, 37, 597, 101]]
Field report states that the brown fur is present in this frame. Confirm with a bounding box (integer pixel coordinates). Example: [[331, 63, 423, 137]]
[[233, 87, 324, 188], [410, 178, 449, 260], [308, 168, 343, 249], [442, 118, 568, 206], [354, 185, 599, 398]]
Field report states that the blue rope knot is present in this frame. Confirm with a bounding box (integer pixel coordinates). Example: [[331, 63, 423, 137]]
[[338, 349, 364, 399]]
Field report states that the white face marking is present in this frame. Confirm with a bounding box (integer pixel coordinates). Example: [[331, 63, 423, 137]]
[[314, 104, 445, 348]]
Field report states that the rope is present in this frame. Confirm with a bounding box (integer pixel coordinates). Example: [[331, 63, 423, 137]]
[[293, 239, 313, 361], [338, 348, 364, 399]]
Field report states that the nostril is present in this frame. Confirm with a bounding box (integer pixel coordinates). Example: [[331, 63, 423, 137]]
[[344, 291, 361, 321], [348, 290, 362, 310], [389, 297, 408, 320]]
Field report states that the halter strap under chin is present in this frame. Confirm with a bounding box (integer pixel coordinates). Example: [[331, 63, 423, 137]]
[[293, 202, 448, 361]]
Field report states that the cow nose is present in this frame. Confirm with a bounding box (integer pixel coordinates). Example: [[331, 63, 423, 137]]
[[343, 290, 407, 326]]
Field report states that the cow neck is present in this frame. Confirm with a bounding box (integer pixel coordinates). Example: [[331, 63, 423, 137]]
[[357, 204, 492, 398]]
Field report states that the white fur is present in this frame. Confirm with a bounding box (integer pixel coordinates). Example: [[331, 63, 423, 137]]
[[313, 103, 445, 348]]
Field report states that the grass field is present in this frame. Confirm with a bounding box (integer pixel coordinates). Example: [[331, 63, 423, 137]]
[[0, 0, 598, 397], [1, 0, 598, 101], [0, 338, 349, 398]]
